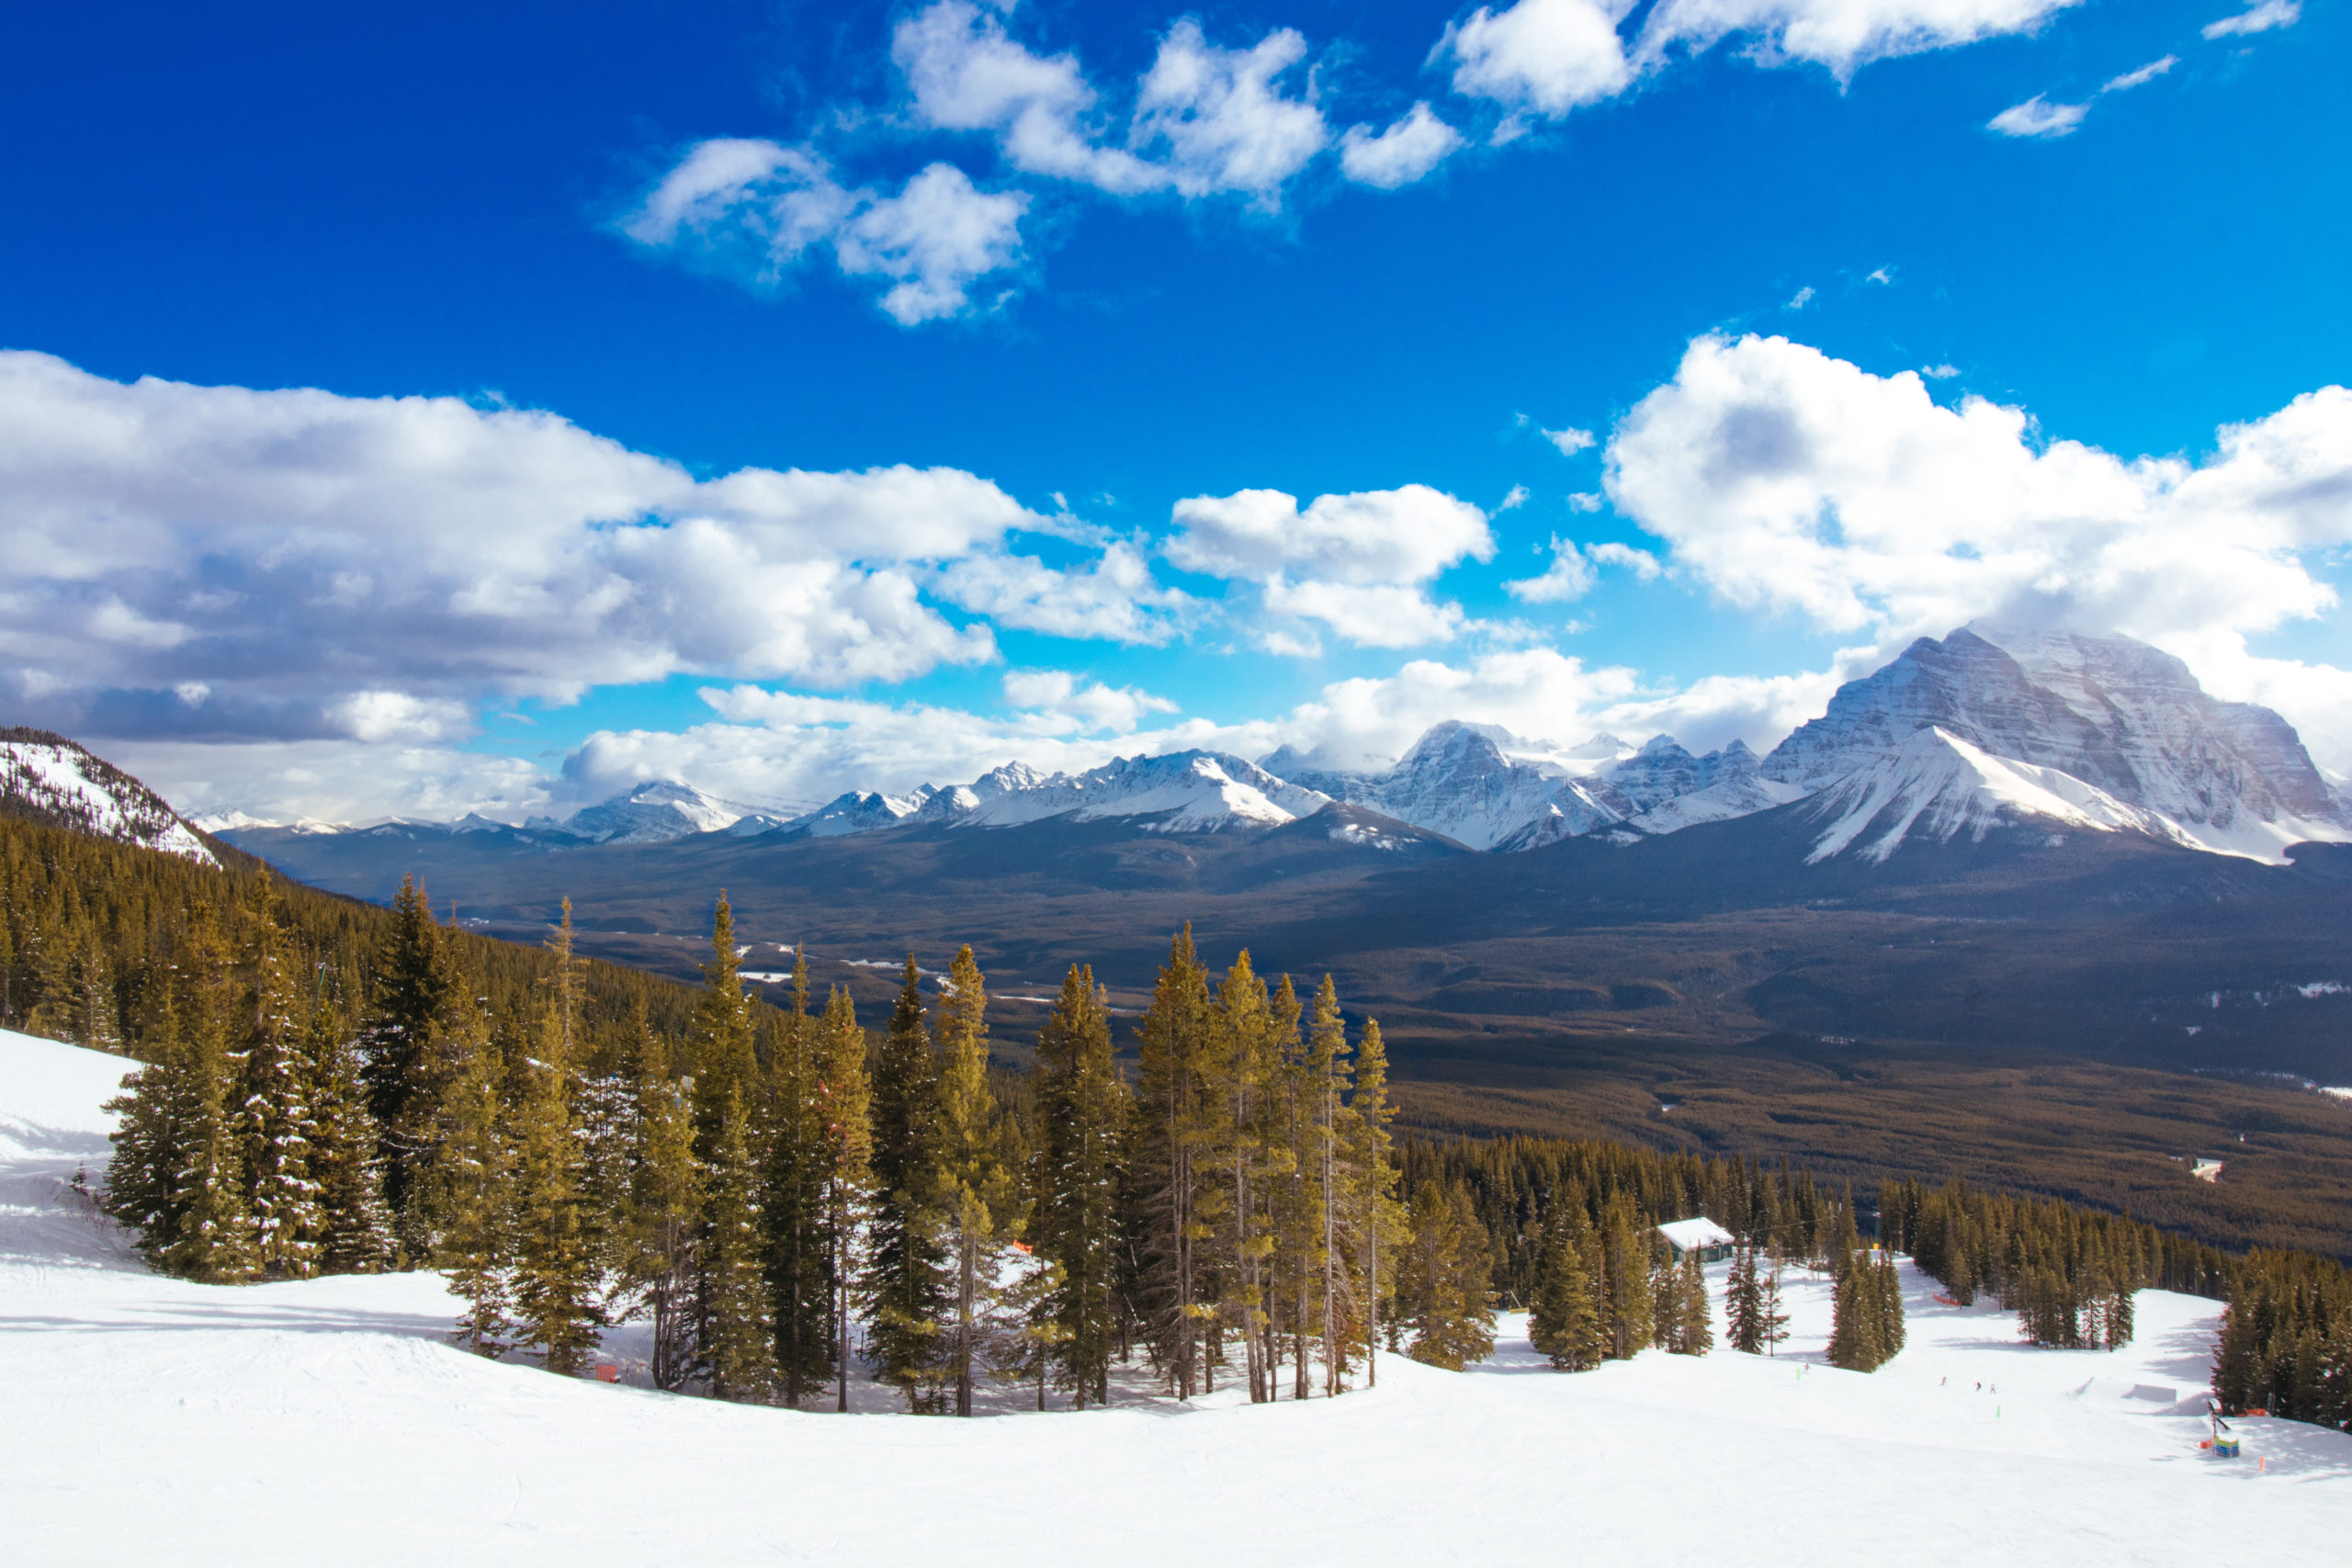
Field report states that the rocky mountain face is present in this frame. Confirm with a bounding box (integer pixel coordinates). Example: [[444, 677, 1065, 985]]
[[0, 728, 215, 864], [205, 626, 2351, 869]]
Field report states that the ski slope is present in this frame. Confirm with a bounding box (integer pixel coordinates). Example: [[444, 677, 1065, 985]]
[[5, 1028, 2346, 1567]]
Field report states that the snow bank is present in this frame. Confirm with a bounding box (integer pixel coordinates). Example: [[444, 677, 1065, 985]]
[[3, 1026, 2346, 1568]]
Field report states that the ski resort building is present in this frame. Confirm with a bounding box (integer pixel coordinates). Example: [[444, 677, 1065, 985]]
[[1657, 1217, 1736, 1263]]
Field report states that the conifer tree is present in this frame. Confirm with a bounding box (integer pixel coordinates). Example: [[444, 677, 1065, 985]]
[[1600, 1198, 1656, 1360], [237, 881, 322, 1279], [1527, 1208, 1604, 1371], [691, 892, 758, 1154], [814, 984, 873, 1412], [1758, 1249, 1791, 1356], [1032, 963, 1125, 1408], [1345, 1016, 1402, 1387], [431, 995, 514, 1355], [1397, 1181, 1497, 1371], [936, 944, 1014, 1416], [307, 1002, 395, 1275], [103, 977, 190, 1266], [1672, 1248, 1713, 1355], [509, 917, 603, 1374], [1304, 976, 1352, 1396], [763, 950, 834, 1406], [360, 874, 451, 1238], [161, 905, 258, 1283], [700, 1088, 775, 1401], [1134, 925, 1218, 1398], [626, 1038, 703, 1391], [865, 956, 949, 1409], [1725, 1242, 1764, 1354]]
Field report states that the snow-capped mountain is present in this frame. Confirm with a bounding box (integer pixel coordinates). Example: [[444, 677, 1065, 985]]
[[1278, 722, 1624, 852], [907, 751, 1329, 834], [1758, 628, 2349, 863], [0, 729, 215, 864], [544, 780, 761, 845]]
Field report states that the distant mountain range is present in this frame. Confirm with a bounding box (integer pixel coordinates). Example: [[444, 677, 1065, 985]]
[[208, 626, 2352, 869]]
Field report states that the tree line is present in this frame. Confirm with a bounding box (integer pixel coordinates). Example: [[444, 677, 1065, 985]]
[[2211, 1250, 2352, 1429]]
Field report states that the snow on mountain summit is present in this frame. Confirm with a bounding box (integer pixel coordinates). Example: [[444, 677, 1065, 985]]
[[558, 780, 754, 844], [0, 729, 215, 864]]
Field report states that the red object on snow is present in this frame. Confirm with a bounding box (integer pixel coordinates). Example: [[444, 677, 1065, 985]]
[[594, 1363, 619, 1383]]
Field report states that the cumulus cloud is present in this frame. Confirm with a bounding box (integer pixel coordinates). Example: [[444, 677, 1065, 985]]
[[1167, 485, 1494, 649], [1604, 333, 2352, 763], [1988, 95, 2088, 138], [623, 140, 1026, 324], [2202, 0, 2300, 39], [0, 350, 1188, 749], [1634, 0, 2084, 80], [1442, 0, 1636, 122], [1544, 424, 1597, 455], [1132, 20, 1329, 202], [2102, 54, 2178, 93], [1339, 103, 1465, 188], [1001, 669, 1181, 733], [1506, 538, 1599, 603]]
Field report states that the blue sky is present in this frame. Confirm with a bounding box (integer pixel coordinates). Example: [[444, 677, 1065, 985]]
[[1, 0, 2346, 820]]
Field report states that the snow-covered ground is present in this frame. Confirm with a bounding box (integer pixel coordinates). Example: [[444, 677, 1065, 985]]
[[6, 1027, 2346, 1567]]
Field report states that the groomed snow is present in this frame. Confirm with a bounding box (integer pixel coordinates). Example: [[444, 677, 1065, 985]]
[[5, 1026, 2346, 1566]]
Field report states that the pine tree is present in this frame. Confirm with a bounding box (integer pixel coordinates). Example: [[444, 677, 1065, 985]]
[[1672, 1248, 1713, 1355], [1397, 1181, 1497, 1371], [1345, 1016, 1403, 1388], [162, 905, 258, 1283], [690, 892, 758, 1155], [1304, 976, 1352, 1396], [936, 944, 1014, 1417], [814, 984, 873, 1412], [509, 929, 604, 1375], [1600, 1198, 1655, 1360], [1134, 925, 1218, 1398], [1758, 1249, 1791, 1356], [626, 1039, 703, 1392], [307, 1002, 395, 1274], [763, 950, 834, 1406], [700, 1088, 775, 1401], [103, 976, 190, 1266], [1527, 1208, 1604, 1371], [1725, 1242, 1764, 1353], [237, 880, 322, 1279], [865, 955, 949, 1410], [359, 874, 451, 1243], [431, 995, 514, 1355], [1031, 963, 1124, 1408]]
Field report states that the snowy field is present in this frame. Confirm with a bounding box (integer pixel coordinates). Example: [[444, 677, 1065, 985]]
[[5, 1028, 2346, 1567]]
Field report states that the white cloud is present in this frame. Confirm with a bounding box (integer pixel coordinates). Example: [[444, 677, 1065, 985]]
[[1132, 20, 1329, 203], [2203, 1, 2300, 39], [1506, 538, 1599, 603], [1923, 362, 1961, 378], [1270, 648, 1646, 771], [1603, 333, 2352, 764], [1634, 0, 2084, 81], [1589, 541, 1664, 580], [1442, 0, 1636, 122], [1339, 103, 1465, 188], [2102, 54, 2177, 93], [1544, 424, 1597, 455], [1788, 285, 1816, 309], [1866, 265, 1895, 284], [931, 541, 1194, 644], [1988, 95, 2088, 138], [891, 0, 1167, 195], [1568, 491, 1605, 512], [1001, 669, 1180, 733], [1169, 484, 1495, 651], [0, 350, 1195, 748], [92, 737, 565, 828], [623, 140, 1025, 324], [1499, 484, 1532, 510]]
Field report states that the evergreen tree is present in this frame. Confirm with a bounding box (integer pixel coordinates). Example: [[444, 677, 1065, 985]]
[[763, 951, 834, 1406], [1725, 1242, 1764, 1354], [1304, 976, 1352, 1396], [700, 1088, 775, 1401], [1671, 1248, 1713, 1355], [1527, 1208, 1604, 1371], [690, 892, 758, 1154], [509, 931, 603, 1375], [1397, 1181, 1497, 1371], [626, 1039, 703, 1392], [936, 944, 1014, 1417], [1758, 1249, 1791, 1356], [1031, 963, 1125, 1408], [307, 1002, 395, 1275], [359, 874, 451, 1241], [1600, 1198, 1655, 1360], [865, 956, 949, 1410], [237, 881, 322, 1279], [162, 905, 257, 1283], [1134, 925, 1218, 1398], [814, 984, 873, 1412], [102, 976, 191, 1266], [431, 995, 514, 1355], [1345, 1016, 1403, 1388]]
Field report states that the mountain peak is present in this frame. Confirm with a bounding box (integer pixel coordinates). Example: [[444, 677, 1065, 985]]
[[0, 729, 216, 864]]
